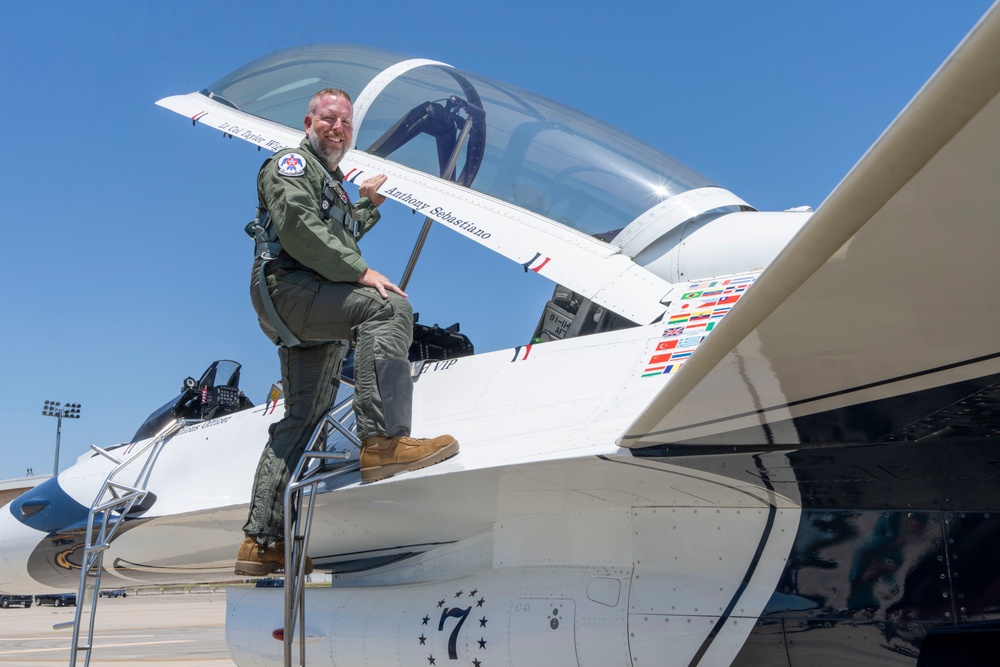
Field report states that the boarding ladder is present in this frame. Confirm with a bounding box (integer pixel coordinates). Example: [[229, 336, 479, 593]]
[[61, 417, 194, 667], [281, 341, 363, 667]]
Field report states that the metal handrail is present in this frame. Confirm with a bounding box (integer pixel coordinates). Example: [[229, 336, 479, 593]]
[[281, 344, 362, 667]]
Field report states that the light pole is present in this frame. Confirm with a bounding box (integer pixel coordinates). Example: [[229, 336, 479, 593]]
[[42, 401, 82, 477]]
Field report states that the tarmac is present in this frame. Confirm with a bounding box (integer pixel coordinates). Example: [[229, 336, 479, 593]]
[[0, 588, 238, 666]]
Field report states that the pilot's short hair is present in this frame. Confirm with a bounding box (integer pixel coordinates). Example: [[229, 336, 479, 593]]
[[308, 88, 353, 115]]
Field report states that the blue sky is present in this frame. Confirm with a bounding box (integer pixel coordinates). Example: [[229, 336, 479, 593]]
[[0, 0, 993, 481]]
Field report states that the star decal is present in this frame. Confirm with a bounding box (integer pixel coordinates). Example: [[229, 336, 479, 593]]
[[479, 616, 488, 628], [422, 615, 430, 625], [418, 634, 427, 645], [473, 660, 482, 667], [478, 637, 487, 649], [427, 656, 436, 665], [437, 599, 446, 608], [455, 590, 464, 598], [476, 597, 485, 607], [469, 589, 478, 597]]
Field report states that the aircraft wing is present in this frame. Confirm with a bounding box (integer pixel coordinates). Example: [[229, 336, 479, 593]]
[[621, 4, 1000, 447], [156, 93, 674, 325]]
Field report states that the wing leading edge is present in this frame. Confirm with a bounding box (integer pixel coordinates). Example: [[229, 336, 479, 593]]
[[621, 3, 1000, 447]]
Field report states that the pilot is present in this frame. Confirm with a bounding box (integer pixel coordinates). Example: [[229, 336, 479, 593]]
[[236, 88, 459, 577]]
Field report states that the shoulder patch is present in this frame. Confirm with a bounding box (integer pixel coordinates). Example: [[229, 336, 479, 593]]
[[277, 153, 307, 177]]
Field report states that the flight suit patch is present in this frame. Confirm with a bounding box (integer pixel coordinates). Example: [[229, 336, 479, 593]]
[[277, 153, 307, 177]]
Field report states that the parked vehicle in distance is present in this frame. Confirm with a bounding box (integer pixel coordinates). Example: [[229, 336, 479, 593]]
[[254, 578, 284, 588], [0, 594, 32, 608], [34, 593, 77, 607], [98, 588, 127, 598]]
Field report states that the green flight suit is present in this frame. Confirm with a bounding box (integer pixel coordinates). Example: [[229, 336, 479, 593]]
[[244, 139, 414, 545]]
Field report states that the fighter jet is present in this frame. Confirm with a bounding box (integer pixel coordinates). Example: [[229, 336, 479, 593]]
[[2, 4, 1000, 666]]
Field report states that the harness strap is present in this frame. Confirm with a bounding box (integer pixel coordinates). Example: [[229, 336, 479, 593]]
[[257, 258, 302, 348], [322, 177, 360, 238], [247, 208, 302, 348]]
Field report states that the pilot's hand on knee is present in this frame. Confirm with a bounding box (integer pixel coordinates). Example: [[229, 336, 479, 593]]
[[357, 267, 407, 299]]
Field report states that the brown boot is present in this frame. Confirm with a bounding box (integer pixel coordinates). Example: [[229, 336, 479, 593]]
[[360, 434, 459, 483], [234, 536, 314, 577]]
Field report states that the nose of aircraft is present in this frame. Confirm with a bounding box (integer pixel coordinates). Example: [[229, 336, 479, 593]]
[[0, 499, 52, 593], [0, 476, 91, 594]]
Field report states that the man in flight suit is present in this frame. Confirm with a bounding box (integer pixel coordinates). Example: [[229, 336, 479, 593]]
[[235, 88, 459, 576]]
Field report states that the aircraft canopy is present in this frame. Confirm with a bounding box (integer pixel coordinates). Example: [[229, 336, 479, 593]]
[[200, 44, 716, 240]]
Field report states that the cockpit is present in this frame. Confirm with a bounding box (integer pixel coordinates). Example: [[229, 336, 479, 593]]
[[130, 360, 254, 442]]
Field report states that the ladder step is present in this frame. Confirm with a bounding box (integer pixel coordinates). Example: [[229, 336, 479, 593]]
[[89, 444, 124, 465], [93, 496, 141, 514], [107, 481, 144, 495]]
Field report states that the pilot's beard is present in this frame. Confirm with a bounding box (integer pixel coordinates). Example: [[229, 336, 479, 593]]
[[307, 127, 348, 171]]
